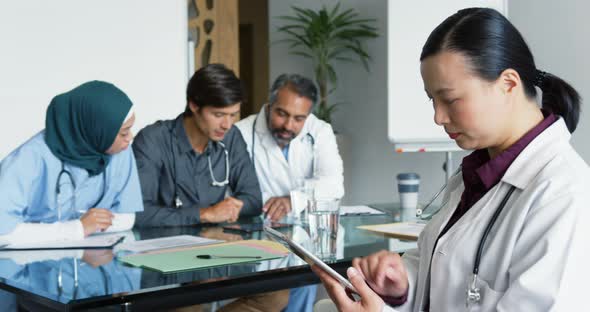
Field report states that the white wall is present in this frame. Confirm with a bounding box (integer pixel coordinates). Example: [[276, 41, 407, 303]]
[[0, 0, 188, 159], [269, 0, 464, 205], [509, 0, 590, 160]]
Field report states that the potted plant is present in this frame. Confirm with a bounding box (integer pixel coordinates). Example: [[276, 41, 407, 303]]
[[276, 3, 378, 124]]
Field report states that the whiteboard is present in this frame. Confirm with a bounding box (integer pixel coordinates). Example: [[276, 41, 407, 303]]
[[0, 0, 188, 159], [387, 0, 507, 152]]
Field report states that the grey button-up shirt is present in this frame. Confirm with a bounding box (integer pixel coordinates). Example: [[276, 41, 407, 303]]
[[132, 114, 262, 227]]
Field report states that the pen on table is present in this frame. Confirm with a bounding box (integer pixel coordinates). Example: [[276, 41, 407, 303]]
[[113, 236, 126, 246], [196, 254, 263, 259], [343, 212, 372, 216]]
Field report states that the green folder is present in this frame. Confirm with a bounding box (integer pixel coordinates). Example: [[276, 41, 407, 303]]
[[119, 242, 286, 273]]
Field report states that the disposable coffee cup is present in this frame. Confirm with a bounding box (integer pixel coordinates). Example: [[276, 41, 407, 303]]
[[396, 173, 420, 221]]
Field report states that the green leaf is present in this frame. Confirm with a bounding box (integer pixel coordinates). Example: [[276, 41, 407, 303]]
[[290, 51, 313, 58], [334, 56, 356, 63], [326, 103, 341, 114], [334, 18, 377, 28], [326, 64, 338, 84], [332, 9, 358, 26], [344, 44, 370, 59], [329, 3, 341, 19], [276, 15, 310, 24], [277, 25, 307, 32], [288, 41, 304, 49], [280, 29, 312, 48], [292, 6, 319, 21]]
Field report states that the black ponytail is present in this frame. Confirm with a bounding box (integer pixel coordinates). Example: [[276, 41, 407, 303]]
[[535, 71, 580, 133], [421, 8, 581, 133]]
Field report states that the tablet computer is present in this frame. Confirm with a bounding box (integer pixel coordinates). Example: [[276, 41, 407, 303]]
[[264, 226, 359, 295]]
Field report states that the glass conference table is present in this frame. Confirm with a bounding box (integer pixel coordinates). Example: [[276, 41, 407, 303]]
[[0, 206, 416, 311]]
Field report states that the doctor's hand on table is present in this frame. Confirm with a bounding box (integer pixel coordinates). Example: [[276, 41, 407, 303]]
[[262, 196, 291, 221], [200, 227, 243, 242], [200, 197, 244, 223], [313, 265, 384, 312], [80, 208, 114, 236]]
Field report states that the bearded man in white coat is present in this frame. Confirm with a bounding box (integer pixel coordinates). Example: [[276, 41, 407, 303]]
[[235, 74, 344, 312], [236, 73, 344, 222]]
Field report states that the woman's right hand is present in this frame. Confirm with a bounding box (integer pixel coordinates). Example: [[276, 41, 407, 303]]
[[83, 249, 114, 267], [352, 250, 409, 298], [80, 208, 114, 237]]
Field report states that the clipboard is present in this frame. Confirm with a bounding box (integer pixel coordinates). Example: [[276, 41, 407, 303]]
[[0, 234, 125, 251], [119, 239, 288, 273], [357, 222, 425, 241]]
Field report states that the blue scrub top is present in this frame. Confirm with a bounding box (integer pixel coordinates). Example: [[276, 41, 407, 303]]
[[0, 131, 144, 235]]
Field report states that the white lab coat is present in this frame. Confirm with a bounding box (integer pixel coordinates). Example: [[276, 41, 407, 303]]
[[235, 105, 344, 210], [388, 118, 590, 312]]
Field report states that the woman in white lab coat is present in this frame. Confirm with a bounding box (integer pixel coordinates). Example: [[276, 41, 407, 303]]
[[313, 7, 590, 311]]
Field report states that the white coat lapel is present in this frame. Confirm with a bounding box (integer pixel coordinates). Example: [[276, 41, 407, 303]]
[[502, 118, 569, 189]]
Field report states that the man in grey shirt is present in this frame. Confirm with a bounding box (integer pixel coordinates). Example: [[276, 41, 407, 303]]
[[132, 64, 262, 227]]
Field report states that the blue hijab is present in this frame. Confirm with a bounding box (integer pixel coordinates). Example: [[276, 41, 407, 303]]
[[45, 81, 133, 176]]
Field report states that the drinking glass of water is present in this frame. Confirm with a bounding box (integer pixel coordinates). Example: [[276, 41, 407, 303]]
[[308, 197, 341, 260], [290, 177, 316, 225]]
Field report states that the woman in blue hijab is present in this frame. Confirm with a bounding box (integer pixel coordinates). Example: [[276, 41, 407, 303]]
[[0, 81, 143, 245]]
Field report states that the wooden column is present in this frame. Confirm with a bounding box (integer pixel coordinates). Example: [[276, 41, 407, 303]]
[[188, 0, 240, 75]]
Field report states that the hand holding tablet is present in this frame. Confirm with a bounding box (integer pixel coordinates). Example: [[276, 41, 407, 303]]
[[265, 226, 403, 311], [263, 226, 359, 295]]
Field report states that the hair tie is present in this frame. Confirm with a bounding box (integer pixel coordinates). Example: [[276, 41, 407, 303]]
[[534, 70, 547, 87]]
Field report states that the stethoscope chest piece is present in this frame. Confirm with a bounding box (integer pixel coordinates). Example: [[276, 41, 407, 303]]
[[174, 196, 183, 209], [466, 274, 481, 307]]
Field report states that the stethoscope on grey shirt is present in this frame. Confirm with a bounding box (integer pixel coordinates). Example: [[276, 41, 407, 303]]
[[421, 167, 517, 306], [169, 128, 229, 209], [251, 114, 315, 174]]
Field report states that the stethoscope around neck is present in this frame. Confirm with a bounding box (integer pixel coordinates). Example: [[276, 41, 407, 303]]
[[55, 162, 105, 221], [170, 128, 229, 209], [418, 167, 517, 307], [465, 185, 516, 307], [251, 114, 316, 175]]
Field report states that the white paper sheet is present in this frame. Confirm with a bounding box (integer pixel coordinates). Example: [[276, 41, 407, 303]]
[[340, 205, 385, 216], [358, 222, 425, 240], [1, 233, 125, 250], [118, 235, 223, 253], [377, 222, 425, 237]]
